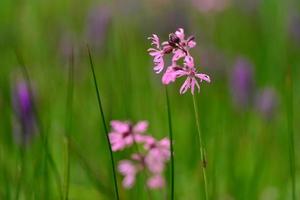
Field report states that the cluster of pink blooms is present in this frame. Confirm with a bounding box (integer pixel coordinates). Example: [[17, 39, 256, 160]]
[[109, 120, 170, 189], [148, 28, 211, 94]]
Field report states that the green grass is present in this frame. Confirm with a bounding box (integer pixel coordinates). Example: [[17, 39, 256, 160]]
[[0, 0, 299, 199]]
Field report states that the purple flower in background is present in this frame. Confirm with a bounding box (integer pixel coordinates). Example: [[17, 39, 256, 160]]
[[289, 13, 300, 44], [200, 48, 228, 78], [233, 0, 261, 14], [255, 88, 278, 120], [12, 80, 37, 145], [230, 58, 255, 109], [86, 4, 111, 49], [191, 0, 231, 14]]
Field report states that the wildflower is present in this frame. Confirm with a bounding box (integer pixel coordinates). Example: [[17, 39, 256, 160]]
[[191, 0, 231, 14], [11, 80, 37, 145], [109, 120, 148, 151], [162, 56, 210, 94], [148, 34, 171, 73], [289, 13, 300, 44], [86, 4, 111, 49], [255, 88, 278, 120], [148, 28, 196, 73], [118, 160, 138, 188], [230, 58, 255, 109], [147, 174, 165, 189], [170, 28, 196, 62], [148, 28, 210, 95], [142, 137, 170, 173], [118, 144, 169, 190]]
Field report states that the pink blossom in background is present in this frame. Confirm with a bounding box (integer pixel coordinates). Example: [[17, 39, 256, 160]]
[[112, 120, 170, 190], [147, 174, 165, 189], [143, 137, 170, 174], [118, 160, 138, 188], [109, 120, 148, 151]]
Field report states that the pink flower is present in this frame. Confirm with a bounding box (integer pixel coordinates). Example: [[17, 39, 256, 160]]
[[162, 65, 183, 84], [143, 137, 170, 173], [178, 67, 211, 95], [118, 160, 138, 188], [148, 34, 172, 74], [148, 29, 196, 73], [109, 120, 148, 151], [162, 57, 210, 94], [147, 174, 165, 189], [170, 28, 196, 62]]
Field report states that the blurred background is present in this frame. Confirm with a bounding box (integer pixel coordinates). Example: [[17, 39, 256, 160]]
[[0, 0, 299, 199]]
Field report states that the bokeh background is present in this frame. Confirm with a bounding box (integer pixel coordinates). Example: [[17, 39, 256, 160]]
[[0, 0, 299, 199]]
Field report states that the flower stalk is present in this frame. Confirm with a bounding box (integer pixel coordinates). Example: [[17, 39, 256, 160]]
[[165, 86, 174, 200], [192, 95, 208, 200]]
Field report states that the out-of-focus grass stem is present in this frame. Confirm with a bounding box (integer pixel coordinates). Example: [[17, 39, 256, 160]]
[[86, 45, 120, 200], [192, 94, 208, 200], [165, 87, 174, 200], [63, 48, 74, 200], [286, 66, 296, 200], [15, 148, 25, 200], [14, 50, 63, 199]]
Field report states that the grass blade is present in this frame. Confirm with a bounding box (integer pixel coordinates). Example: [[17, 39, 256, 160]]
[[286, 66, 296, 200], [63, 47, 74, 200], [14, 49, 63, 199], [86, 45, 120, 200], [165, 87, 174, 200]]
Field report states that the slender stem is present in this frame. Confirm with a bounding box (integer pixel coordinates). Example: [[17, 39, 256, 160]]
[[15, 148, 26, 200], [86, 45, 120, 200], [165, 87, 174, 200], [14, 50, 63, 199], [192, 95, 208, 200], [63, 48, 74, 200], [287, 66, 296, 200]]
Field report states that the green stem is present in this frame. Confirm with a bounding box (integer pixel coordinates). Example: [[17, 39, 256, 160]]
[[287, 66, 296, 200], [165, 87, 174, 200], [87, 45, 120, 200], [192, 95, 208, 200], [63, 47, 74, 200], [15, 148, 26, 200], [14, 50, 63, 199]]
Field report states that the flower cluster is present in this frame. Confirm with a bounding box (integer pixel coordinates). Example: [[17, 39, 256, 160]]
[[109, 120, 170, 189], [11, 79, 37, 145], [148, 28, 211, 94]]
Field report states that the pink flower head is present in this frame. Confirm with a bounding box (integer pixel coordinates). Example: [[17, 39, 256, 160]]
[[178, 67, 211, 95], [170, 28, 196, 62], [118, 160, 138, 189], [148, 28, 196, 73], [148, 34, 173, 74], [143, 137, 170, 173], [147, 174, 165, 189], [162, 65, 183, 84], [109, 120, 148, 151], [162, 57, 210, 94]]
